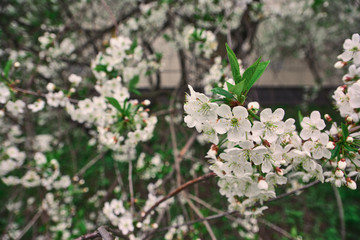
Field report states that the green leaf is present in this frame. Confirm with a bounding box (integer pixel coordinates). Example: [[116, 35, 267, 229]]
[[341, 123, 349, 140], [4, 60, 13, 78], [93, 64, 107, 72], [225, 43, 241, 84], [298, 110, 303, 124], [245, 60, 270, 91], [330, 144, 340, 160], [232, 83, 244, 97], [226, 81, 235, 92], [105, 97, 122, 112], [129, 75, 140, 95], [210, 98, 225, 102], [243, 57, 261, 81], [211, 87, 234, 99]]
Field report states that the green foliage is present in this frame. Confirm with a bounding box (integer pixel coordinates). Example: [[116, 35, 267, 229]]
[[225, 44, 269, 103]]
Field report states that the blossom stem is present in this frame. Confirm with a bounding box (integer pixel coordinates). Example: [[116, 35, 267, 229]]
[[139, 172, 216, 222]]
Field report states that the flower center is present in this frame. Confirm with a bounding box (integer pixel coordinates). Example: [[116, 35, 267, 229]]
[[231, 118, 239, 127]]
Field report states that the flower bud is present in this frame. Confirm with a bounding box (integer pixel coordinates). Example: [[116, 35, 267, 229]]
[[142, 99, 151, 106], [337, 158, 346, 170], [136, 222, 143, 228], [326, 141, 336, 150], [247, 101, 260, 113], [46, 83, 56, 92], [346, 136, 353, 143], [14, 62, 20, 68], [335, 169, 344, 178], [275, 167, 284, 176], [324, 114, 332, 122], [334, 61, 345, 69], [257, 179, 269, 190], [346, 178, 357, 190], [345, 116, 353, 123]]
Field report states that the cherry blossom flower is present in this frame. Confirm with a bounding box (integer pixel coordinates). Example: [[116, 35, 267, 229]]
[[214, 104, 251, 142], [300, 111, 326, 141]]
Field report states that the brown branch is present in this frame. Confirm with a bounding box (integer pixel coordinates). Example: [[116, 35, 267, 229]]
[[258, 218, 296, 240], [98, 226, 113, 240], [266, 180, 320, 204], [15, 210, 43, 240], [139, 172, 216, 222], [332, 185, 346, 240], [185, 197, 217, 240]]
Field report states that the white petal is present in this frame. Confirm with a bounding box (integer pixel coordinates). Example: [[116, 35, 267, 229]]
[[233, 106, 248, 119], [216, 104, 232, 118]]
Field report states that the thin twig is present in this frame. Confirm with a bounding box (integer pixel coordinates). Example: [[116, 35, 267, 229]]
[[129, 158, 135, 216], [157, 211, 239, 233], [75, 152, 107, 177], [332, 185, 346, 240], [100, 0, 118, 35], [186, 197, 217, 240], [139, 172, 216, 222], [258, 218, 296, 240], [98, 226, 113, 240], [169, 90, 180, 187], [15, 210, 43, 240], [266, 180, 320, 204]]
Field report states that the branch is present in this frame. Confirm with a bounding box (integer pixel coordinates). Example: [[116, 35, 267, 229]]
[[332, 185, 346, 240], [75, 151, 107, 177], [139, 172, 216, 222], [258, 218, 296, 240], [266, 180, 320, 204], [185, 197, 217, 240], [15, 210, 43, 240], [129, 158, 135, 216]]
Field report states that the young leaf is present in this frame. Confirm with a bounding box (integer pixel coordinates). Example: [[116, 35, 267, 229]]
[[105, 97, 122, 112], [298, 110, 304, 124], [4, 60, 13, 78], [211, 87, 234, 99], [232, 83, 244, 97], [226, 81, 235, 93], [129, 75, 140, 95], [225, 43, 241, 84], [330, 144, 340, 160], [243, 57, 261, 80], [341, 123, 349, 140], [245, 60, 270, 92]]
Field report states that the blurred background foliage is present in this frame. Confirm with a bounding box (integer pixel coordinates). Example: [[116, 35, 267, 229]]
[[1, 0, 360, 239]]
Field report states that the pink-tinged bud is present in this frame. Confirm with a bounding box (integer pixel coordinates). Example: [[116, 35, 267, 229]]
[[346, 178, 357, 190], [334, 61, 346, 69], [324, 114, 332, 122], [340, 85, 347, 92], [337, 158, 346, 170], [345, 116, 353, 123], [262, 139, 271, 148], [346, 136, 354, 143], [211, 144, 219, 153], [142, 99, 151, 106], [257, 179, 269, 190], [342, 75, 353, 82], [326, 141, 336, 150], [247, 101, 260, 113], [275, 167, 284, 176], [335, 169, 344, 178]]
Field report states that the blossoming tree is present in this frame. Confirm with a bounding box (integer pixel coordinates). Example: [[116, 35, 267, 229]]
[[0, 0, 359, 239]]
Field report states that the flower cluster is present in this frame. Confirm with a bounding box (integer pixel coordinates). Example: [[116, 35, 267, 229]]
[[91, 36, 160, 84], [103, 181, 173, 238], [183, 33, 360, 213], [182, 26, 218, 58]]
